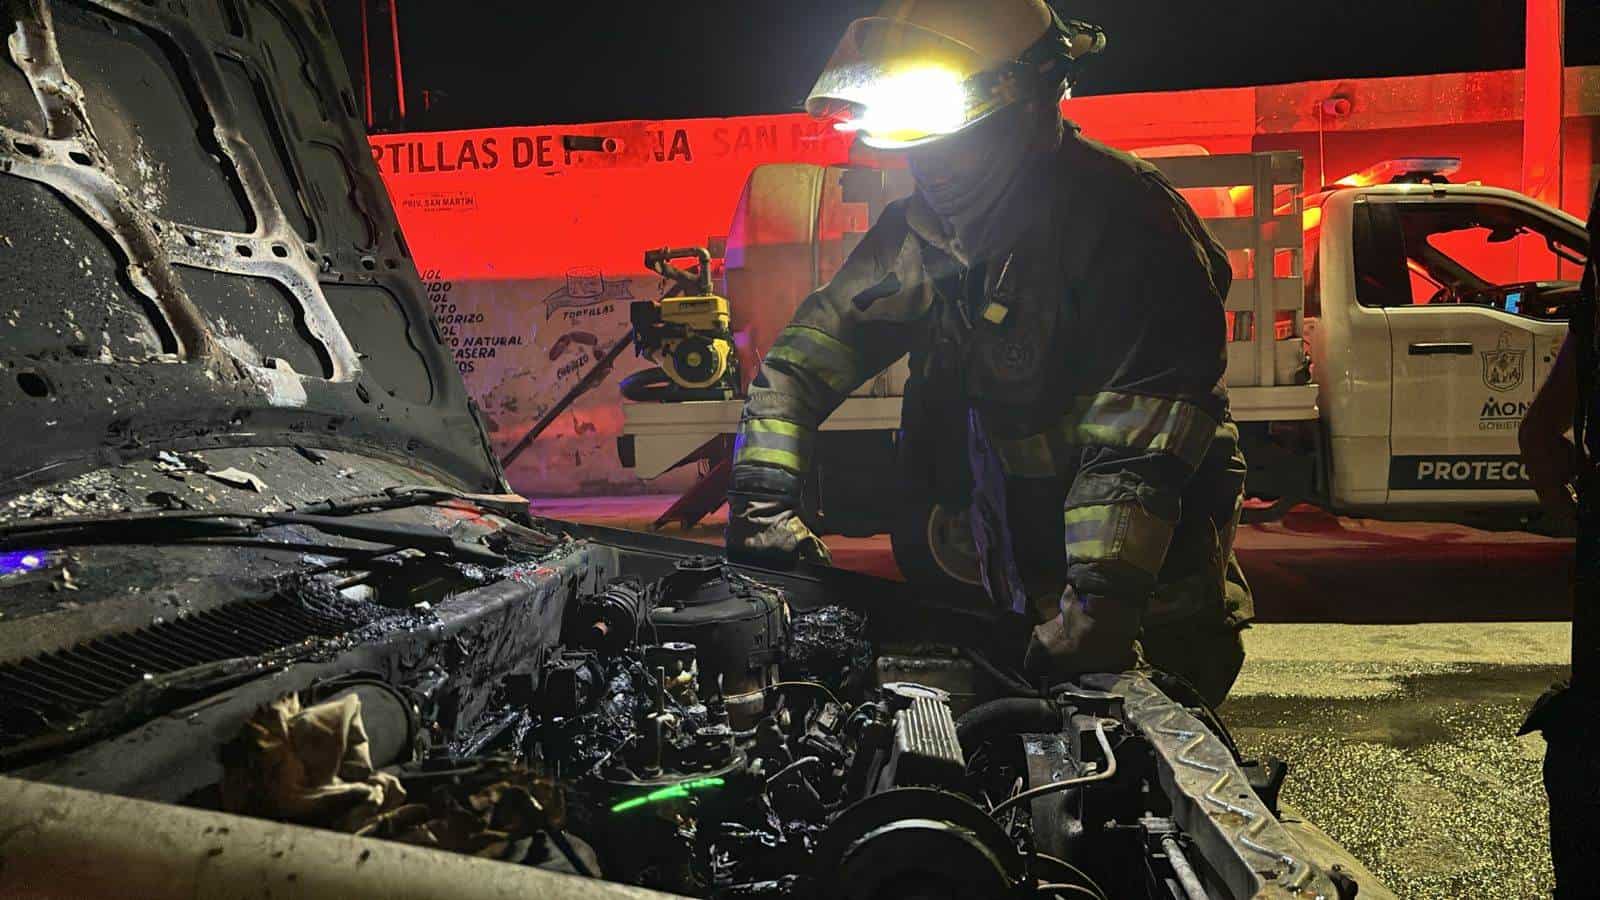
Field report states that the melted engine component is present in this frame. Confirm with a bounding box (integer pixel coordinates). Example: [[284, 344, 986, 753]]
[[574, 578, 651, 653], [784, 603, 872, 696], [341, 564, 1354, 900], [502, 580, 1032, 898], [644, 557, 788, 725]]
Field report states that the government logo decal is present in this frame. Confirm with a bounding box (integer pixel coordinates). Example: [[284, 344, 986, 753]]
[[1481, 332, 1525, 393]]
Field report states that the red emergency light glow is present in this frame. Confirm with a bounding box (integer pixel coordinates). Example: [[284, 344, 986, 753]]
[[1334, 157, 1462, 187], [370, 66, 1598, 498]]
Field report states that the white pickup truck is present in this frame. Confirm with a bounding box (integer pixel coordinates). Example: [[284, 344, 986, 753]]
[[619, 153, 1588, 584]]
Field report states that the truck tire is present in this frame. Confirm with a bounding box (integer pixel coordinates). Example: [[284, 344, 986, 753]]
[[891, 501, 983, 588]]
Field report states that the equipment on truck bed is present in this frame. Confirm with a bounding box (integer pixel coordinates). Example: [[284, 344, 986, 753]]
[[504, 246, 738, 469], [624, 247, 741, 401]]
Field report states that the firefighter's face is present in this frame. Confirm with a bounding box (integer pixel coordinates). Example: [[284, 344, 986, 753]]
[[905, 107, 1008, 195], [906, 98, 1038, 225]]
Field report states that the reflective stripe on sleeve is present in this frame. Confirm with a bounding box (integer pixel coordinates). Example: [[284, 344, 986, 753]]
[[1062, 392, 1216, 470], [1063, 501, 1174, 578], [762, 326, 859, 396], [734, 417, 813, 474], [991, 392, 1219, 476]]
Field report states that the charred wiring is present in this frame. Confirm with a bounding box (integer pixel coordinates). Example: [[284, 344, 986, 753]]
[[177, 554, 1353, 899]]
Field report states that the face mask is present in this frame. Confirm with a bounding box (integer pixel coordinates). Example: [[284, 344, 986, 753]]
[[907, 99, 1062, 263]]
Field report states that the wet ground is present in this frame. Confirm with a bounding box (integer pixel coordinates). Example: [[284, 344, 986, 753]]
[[535, 496, 1574, 897], [1230, 624, 1566, 898]]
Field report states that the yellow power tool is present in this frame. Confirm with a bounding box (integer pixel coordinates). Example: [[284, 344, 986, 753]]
[[629, 247, 740, 398]]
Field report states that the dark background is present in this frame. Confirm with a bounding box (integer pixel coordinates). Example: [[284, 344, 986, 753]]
[[328, 1, 1600, 133]]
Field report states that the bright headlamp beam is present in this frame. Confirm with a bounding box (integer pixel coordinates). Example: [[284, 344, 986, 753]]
[[834, 66, 968, 148]]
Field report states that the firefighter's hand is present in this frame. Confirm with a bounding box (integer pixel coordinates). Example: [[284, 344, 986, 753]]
[[1023, 587, 1140, 681], [726, 467, 831, 569]]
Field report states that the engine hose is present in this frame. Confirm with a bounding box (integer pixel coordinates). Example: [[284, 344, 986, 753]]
[[766, 755, 822, 786], [988, 719, 1118, 819], [958, 647, 1041, 698], [955, 697, 1063, 755]]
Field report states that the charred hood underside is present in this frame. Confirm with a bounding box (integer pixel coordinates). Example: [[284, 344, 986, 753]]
[[0, 0, 501, 494]]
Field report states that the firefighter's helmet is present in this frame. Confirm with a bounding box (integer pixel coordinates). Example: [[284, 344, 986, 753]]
[[806, 0, 1105, 150]]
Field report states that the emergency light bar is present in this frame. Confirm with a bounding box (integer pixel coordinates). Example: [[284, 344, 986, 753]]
[[1335, 157, 1462, 187]]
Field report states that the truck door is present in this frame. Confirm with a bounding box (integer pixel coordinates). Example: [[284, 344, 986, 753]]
[[1361, 196, 1580, 507]]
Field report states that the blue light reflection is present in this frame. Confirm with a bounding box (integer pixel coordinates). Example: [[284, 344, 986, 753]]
[[0, 549, 50, 576]]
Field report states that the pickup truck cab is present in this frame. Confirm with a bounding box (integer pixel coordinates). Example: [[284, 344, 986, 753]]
[[1304, 163, 1585, 520], [620, 153, 1588, 585]]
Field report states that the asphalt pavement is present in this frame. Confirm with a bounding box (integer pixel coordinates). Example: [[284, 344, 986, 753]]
[[535, 495, 1575, 897], [1232, 623, 1564, 897]]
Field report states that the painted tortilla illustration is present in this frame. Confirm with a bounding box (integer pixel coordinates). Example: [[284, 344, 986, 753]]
[[543, 266, 635, 319]]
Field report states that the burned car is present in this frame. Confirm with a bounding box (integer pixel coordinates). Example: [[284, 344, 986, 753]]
[[1, 2, 1376, 898]]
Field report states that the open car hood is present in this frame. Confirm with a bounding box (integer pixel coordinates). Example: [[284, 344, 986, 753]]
[[0, 0, 502, 497], [0, 7, 1390, 900]]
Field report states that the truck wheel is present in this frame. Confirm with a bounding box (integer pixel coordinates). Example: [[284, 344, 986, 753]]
[[891, 502, 983, 588]]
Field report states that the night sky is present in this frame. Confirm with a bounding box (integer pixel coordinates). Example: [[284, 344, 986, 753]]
[[329, 1, 1600, 133]]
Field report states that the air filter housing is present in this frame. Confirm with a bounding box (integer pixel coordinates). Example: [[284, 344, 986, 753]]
[[647, 557, 786, 724]]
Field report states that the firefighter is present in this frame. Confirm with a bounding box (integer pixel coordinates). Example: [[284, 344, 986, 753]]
[[726, 0, 1251, 705]]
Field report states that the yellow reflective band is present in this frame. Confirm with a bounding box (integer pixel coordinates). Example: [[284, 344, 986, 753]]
[[734, 447, 807, 472], [990, 392, 1219, 476], [734, 417, 814, 474], [742, 418, 808, 440], [1061, 392, 1216, 470], [764, 326, 859, 396], [1063, 502, 1174, 577]]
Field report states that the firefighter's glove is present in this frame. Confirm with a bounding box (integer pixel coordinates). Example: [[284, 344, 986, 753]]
[[1023, 587, 1141, 681], [726, 466, 831, 569]]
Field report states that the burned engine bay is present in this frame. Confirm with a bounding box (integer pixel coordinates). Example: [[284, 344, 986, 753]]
[[0, 1, 1363, 895], [2, 507, 1354, 900]]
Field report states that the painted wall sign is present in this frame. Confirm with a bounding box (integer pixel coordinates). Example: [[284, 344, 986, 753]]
[[376, 114, 856, 497]]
